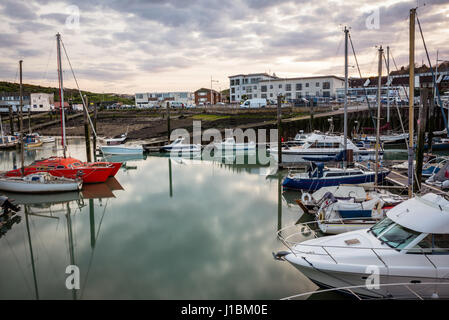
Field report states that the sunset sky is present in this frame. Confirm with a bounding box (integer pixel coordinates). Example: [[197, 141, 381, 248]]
[[1, 0, 448, 94]]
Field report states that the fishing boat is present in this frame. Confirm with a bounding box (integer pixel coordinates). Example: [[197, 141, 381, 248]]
[[29, 132, 55, 143], [23, 134, 43, 148], [5, 156, 119, 183], [275, 193, 449, 299], [282, 162, 389, 191], [213, 137, 256, 151], [269, 133, 381, 163], [0, 172, 82, 193], [160, 138, 201, 152], [100, 144, 143, 155]]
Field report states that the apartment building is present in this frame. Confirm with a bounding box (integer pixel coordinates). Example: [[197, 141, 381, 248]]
[[194, 88, 221, 105], [228, 73, 278, 103], [135, 92, 193, 108]]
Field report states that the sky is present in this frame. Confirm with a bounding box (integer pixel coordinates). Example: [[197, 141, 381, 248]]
[[1, 0, 448, 94]]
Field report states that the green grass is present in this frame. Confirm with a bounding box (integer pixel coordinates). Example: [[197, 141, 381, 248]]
[[191, 114, 231, 121]]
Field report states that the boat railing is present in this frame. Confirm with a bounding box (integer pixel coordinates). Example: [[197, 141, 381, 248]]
[[281, 281, 449, 300], [277, 220, 449, 263]]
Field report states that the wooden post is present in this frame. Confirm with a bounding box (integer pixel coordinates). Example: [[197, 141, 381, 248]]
[[415, 88, 428, 191], [28, 107, 31, 134], [166, 101, 170, 142], [408, 8, 415, 198], [8, 106, 14, 135], [277, 95, 282, 166], [428, 93, 435, 153], [84, 95, 92, 162], [19, 60, 24, 177]]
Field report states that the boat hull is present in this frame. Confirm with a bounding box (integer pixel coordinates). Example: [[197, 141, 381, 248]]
[[5, 167, 112, 184], [100, 145, 143, 155], [282, 171, 389, 191], [0, 178, 81, 193]]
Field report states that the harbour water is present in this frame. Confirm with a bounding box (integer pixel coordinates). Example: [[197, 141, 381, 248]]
[[1, 139, 447, 299], [0, 138, 316, 299]]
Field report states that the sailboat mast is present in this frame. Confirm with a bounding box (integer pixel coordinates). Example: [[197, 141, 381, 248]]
[[56, 33, 67, 158], [375, 46, 383, 186], [387, 46, 390, 124], [19, 60, 24, 176], [408, 9, 416, 198], [343, 26, 349, 168]]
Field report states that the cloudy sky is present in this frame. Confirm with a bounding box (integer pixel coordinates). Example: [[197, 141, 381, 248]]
[[1, 0, 448, 94]]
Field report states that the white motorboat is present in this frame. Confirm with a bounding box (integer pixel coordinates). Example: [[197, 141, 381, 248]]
[[213, 137, 256, 151], [30, 133, 55, 143], [160, 138, 201, 152], [103, 126, 128, 145], [269, 133, 381, 163], [276, 193, 449, 299], [0, 135, 19, 149], [100, 144, 143, 155], [0, 172, 82, 193], [357, 133, 409, 144]]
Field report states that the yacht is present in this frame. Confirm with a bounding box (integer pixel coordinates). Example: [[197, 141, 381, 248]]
[[276, 193, 449, 299], [282, 162, 390, 191], [269, 133, 381, 163]]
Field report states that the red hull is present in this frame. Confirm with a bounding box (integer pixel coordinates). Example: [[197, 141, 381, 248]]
[[5, 156, 115, 184], [89, 162, 122, 177]]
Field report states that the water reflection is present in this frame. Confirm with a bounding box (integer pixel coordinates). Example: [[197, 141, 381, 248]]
[[0, 139, 318, 299]]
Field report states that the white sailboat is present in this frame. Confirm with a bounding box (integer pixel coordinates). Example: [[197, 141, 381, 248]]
[[0, 172, 82, 193]]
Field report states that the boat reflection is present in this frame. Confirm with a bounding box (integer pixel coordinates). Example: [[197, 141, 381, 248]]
[[100, 153, 147, 163]]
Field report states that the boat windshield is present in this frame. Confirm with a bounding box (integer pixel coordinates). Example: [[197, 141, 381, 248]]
[[369, 217, 394, 237], [378, 223, 421, 250]]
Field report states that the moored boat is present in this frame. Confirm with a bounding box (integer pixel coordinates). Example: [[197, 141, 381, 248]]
[[213, 137, 256, 151], [100, 144, 143, 155], [160, 138, 201, 152], [0, 172, 82, 193]]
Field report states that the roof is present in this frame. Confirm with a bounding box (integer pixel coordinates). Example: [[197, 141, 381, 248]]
[[259, 75, 344, 82], [228, 73, 278, 79], [194, 88, 221, 94], [387, 193, 449, 234], [54, 102, 70, 108]]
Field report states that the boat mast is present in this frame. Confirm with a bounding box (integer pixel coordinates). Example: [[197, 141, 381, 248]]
[[343, 26, 349, 168], [408, 9, 416, 198], [19, 60, 24, 177], [56, 33, 67, 158], [375, 46, 383, 186], [386, 46, 390, 124]]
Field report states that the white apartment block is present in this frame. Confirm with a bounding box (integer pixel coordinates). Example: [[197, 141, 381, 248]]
[[229, 73, 278, 103], [229, 74, 344, 102], [135, 92, 193, 108], [30, 93, 54, 112]]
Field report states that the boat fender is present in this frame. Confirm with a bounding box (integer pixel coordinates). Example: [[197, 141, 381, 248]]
[[318, 210, 324, 222], [301, 192, 312, 203], [374, 200, 382, 217]]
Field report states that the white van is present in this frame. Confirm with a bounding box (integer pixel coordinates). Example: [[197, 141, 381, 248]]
[[240, 98, 267, 108]]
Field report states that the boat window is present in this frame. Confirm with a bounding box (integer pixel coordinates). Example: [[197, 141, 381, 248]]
[[324, 172, 344, 177], [56, 165, 65, 169], [410, 234, 449, 254], [349, 171, 363, 175], [379, 223, 421, 250], [47, 165, 55, 169], [73, 162, 81, 166], [370, 218, 395, 237]]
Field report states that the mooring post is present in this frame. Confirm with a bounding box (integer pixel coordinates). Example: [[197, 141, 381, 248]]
[[427, 93, 434, 153], [84, 94, 92, 162], [415, 88, 428, 191], [8, 106, 14, 135], [167, 101, 171, 143], [277, 94, 282, 166]]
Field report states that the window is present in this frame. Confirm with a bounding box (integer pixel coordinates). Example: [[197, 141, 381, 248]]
[[199, 92, 207, 96], [231, 95, 235, 101], [278, 84, 282, 89], [270, 93, 273, 97], [270, 85, 273, 89], [305, 83, 309, 87], [261, 85, 267, 92], [323, 91, 330, 97], [316, 82, 320, 87], [231, 88, 235, 94], [296, 92, 302, 98], [296, 83, 302, 91], [230, 80, 235, 86], [253, 86, 257, 89], [286, 92, 291, 97], [412, 234, 449, 254], [323, 82, 330, 89], [316, 91, 320, 96], [261, 94, 267, 98], [286, 84, 291, 91], [379, 224, 421, 250], [235, 79, 240, 85], [242, 86, 245, 91], [39, 104, 43, 108], [136, 94, 143, 99], [254, 94, 257, 98]]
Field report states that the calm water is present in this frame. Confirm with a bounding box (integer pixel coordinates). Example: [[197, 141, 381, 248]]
[[0, 138, 317, 300]]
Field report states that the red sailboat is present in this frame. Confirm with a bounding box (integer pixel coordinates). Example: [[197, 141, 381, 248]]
[[6, 33, 122, 184]]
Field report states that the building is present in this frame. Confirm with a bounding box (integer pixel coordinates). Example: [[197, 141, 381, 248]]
[[228, 73, 345, 103], [30, 93, 54, 112], [0, 93, 30, 112], [194, 88, 221, 105], [229, 73, 278, 103], [135, 92, 193, 108]]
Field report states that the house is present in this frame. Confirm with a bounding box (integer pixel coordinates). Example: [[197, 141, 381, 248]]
[[30, 93, 54, 112], [194, 88, 221, 105]]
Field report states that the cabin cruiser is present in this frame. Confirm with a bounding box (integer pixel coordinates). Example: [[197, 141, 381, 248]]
[[282, 162, 390, 191], [276, 193, 449, 299], [160, 138, 201, 152], [269, 133, 381, 163]]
